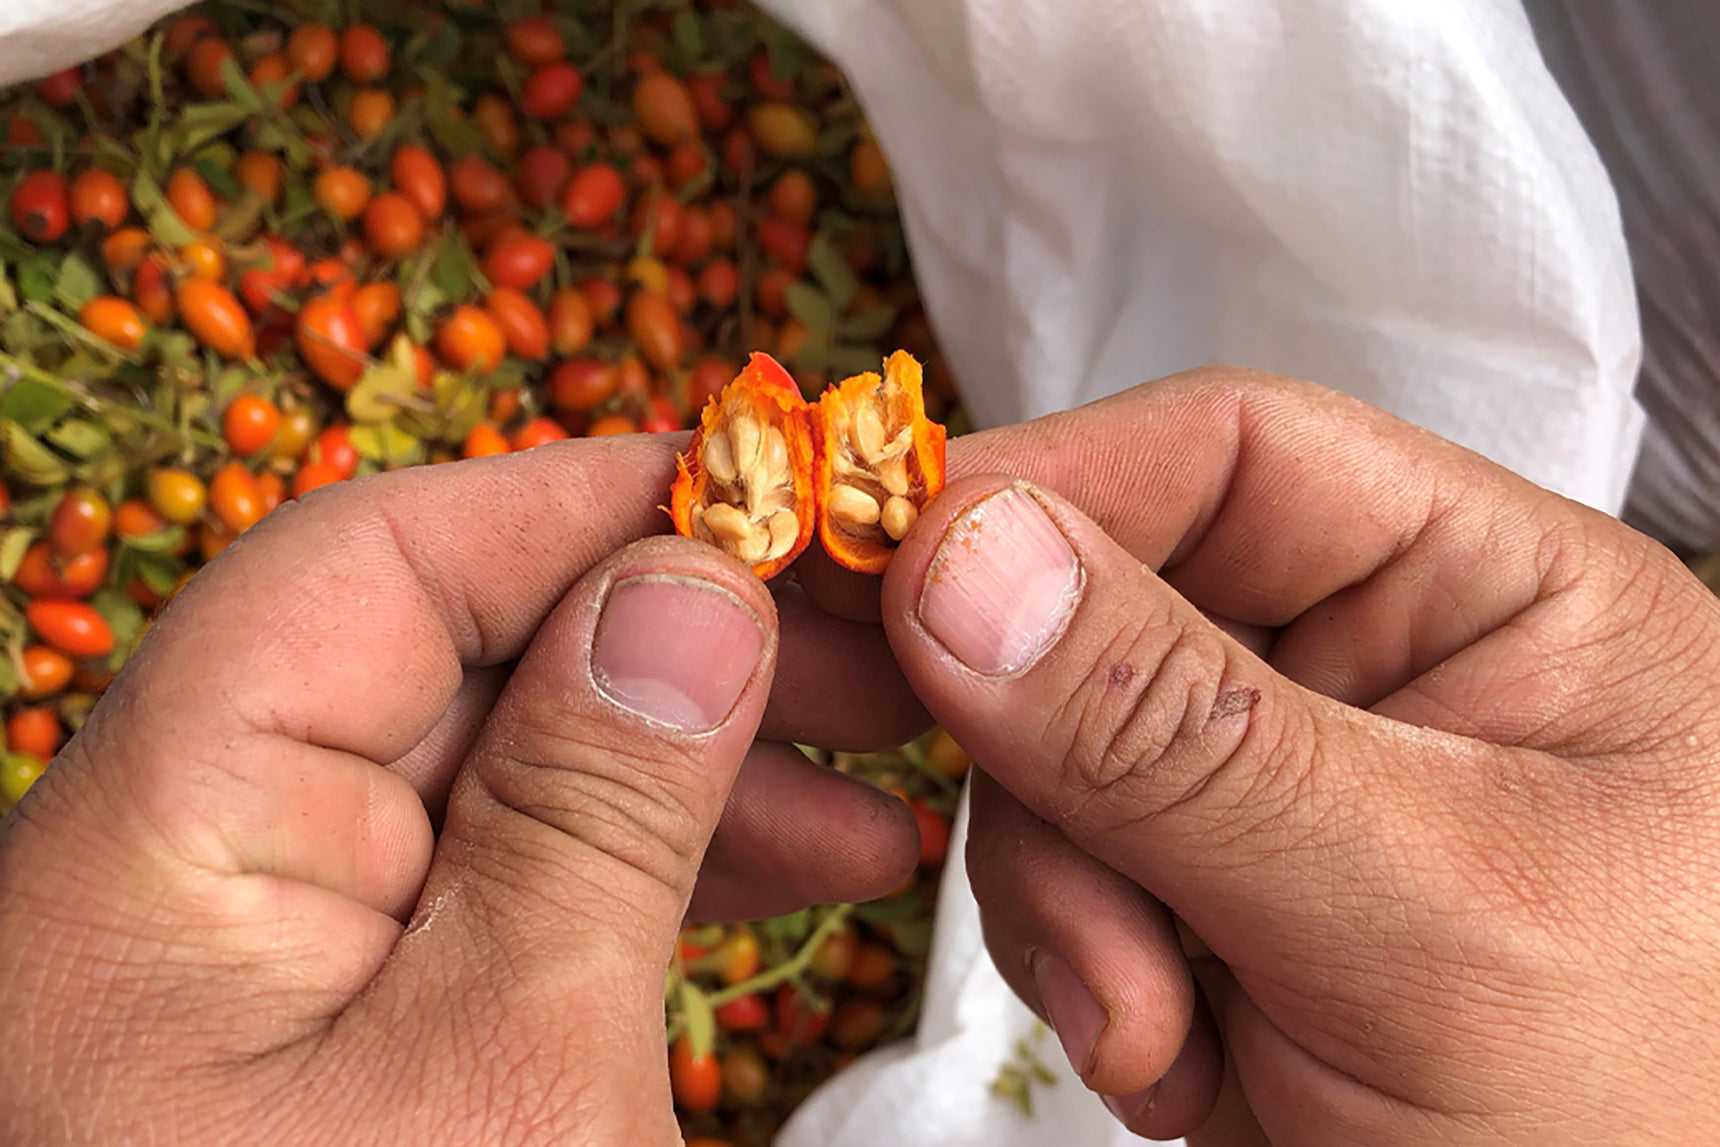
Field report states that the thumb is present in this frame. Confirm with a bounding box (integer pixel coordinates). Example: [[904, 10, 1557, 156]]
[[340, 535, 775, 1143], [881, 478, 1471, 962]]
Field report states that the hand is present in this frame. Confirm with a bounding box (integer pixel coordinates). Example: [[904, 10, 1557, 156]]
[[0, 435, 922, 1144], [876, 368, 1720, 1143]]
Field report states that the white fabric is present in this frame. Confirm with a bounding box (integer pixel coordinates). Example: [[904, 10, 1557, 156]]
[[0, 1, 1647, 1144], [751, 2, 1645, 1146]]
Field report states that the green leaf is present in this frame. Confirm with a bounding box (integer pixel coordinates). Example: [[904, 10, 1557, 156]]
[[121, 525, 188, 556], [279, 179, 315, 226], [679, 980, 717, 1060], [52, 253, 102, 313], [0, 421, 68, 486], [0, 527, 35, 581], [173, 102, 253, 155], [0, 378, 74, 433], [0, 264, 17, 315], [132, 550, 184, 593], [44, 420, 110, 460], [806, 233, 858, 312], [21, 105, 70, 161], [758, 909, 811, 944], [130, 173, 199, 249], [346, 363, 420, 424], [146, 30, 166, 115], [432, 241, 478, 302], [15, 260, 56, 306], [217, 55, 265, 113], [784, 282, 834, 337], [211, 367, 252, 407], [828, 344, 886, 378], [671, 12, 705, 60], [836, 305, 898, 343], [789, 340, 830, 374], [89, 588, 145, 650]]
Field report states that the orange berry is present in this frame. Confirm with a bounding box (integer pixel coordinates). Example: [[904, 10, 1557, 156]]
[[179, 238, 226, 280], [485, 288, 549, 361], [362, 192, 423, 258], [436, 306, 506, 373], [165, 166, 217, 232], [391, 145, 446, 219], [509, 416, 567, 451], [236, 150, 283, 203], [350, 282, 401, 348], [461, 423, 510, 458], [296, 297, 368, 389], [586, 414, 637, 437], [209, 462, 265, 533], [348, 87, 394, 139], [18, 645, 73, 699], [176, 280, 254, 358], [69, 170, 128, 231], [313, 166, 372, 221], [222, 394, 281, 456], [248, 53, 299, 108], [101, 227, 150, 270], [287, 22, 338, 81], [79, 296, 147, 351], [339, 25, 390, 83], [292, 460, 346, 498]]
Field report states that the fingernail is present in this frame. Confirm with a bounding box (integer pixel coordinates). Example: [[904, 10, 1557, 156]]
[[1103, 1085, 1159, 1127], [1031, 950, 1107, 1079], [591, 575, 763, 731], [918, 486, 1081, 676]]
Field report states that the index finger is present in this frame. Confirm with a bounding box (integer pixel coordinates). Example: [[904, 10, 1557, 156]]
[[119, 435, 681, 766]]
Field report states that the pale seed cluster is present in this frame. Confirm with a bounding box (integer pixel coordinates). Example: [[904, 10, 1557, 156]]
[[691, 400, 803, 565], [830, 391, 919, 543]]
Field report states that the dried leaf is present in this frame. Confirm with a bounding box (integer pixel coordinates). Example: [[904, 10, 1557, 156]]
[[44, 420, 110, 460], [0, 421, 68, 486], [121, 526, 188, 556], [0, 527, 35, 581], [346, 362, 420, 424], [348, 421, 423, 465], [679, 980, 717, 1060]]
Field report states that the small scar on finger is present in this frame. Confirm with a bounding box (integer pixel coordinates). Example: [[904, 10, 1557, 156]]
[[1209, 687, 1260, 721], [1108, 663, 1135, 688]]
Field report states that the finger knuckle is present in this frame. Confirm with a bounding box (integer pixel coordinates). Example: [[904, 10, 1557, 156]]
[[471, 694, 708, 900], [1048, 612, 1274, 833]]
